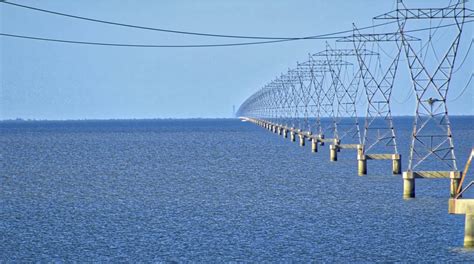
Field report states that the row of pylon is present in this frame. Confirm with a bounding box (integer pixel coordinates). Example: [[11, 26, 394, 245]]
[[245, 117, 464, 200], [245, 117, 474, 247]]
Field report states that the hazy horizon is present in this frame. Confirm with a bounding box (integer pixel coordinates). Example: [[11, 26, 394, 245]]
[[2, 114, 474, 122]]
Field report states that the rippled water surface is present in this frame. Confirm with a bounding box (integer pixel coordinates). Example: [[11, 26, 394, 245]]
[[1, 117, 474, 262]]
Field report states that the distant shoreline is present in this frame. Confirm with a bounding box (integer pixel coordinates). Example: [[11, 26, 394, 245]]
[[1, 115, 473, 123]]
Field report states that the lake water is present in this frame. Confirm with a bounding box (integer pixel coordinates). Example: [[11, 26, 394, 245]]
[[1, 117, 474, 262]]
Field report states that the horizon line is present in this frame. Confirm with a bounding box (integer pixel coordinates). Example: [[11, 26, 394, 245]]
[[1, 114, 474, 122]]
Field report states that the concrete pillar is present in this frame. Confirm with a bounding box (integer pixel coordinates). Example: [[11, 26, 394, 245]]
[[277, 126, 281, 135], [403, 178, 415, 199], [311, 138, 318, 152], [299, 134, 305, 147], [403, 171, 415, 199], [392, 154, 401, 175], [283, 129, 288, 138], [319, 134, 325, 146], [450, 178, 461, 198], [465, 214, 474, 247], [330, 145, 337, 161], [358, 155, 367, 176], [290, 131, 296, 142]]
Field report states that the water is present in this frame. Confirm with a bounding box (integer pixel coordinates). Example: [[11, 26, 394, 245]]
[[1, 117, 473, 262]]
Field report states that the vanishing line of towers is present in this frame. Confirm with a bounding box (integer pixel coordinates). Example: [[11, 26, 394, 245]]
[[237, 0, 474, 199]]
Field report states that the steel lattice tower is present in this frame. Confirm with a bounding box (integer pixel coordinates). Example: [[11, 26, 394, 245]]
[[313, 46, 377, 150], [375, 0, 474, 197], [339, 28, 419, 174]]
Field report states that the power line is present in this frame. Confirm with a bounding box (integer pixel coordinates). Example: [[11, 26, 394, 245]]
[[0, 0, 378, 40], [1, 20, 472, 48], [0, 0, 290, 40], [0, 33, 300, 47], [450, 73, 473, 101], [0, 21, 399, 48], [1, 0, 472, 49], [392, 87, 414, 104], [0, 0, 395, 41], [453, 38, 473, 74]]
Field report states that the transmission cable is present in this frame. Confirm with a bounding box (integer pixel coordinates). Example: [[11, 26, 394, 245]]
[[0, 0, 395, 41], [392, 88, 413, 104], [0, 20, 471, 48], [453, 38, 473, 74], [0, 21, 402, 48], [0, 33, 300, 47], [450, 73, 473, 102]]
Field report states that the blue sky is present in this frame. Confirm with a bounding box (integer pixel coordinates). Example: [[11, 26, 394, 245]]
[[0, 0, 472, 120]]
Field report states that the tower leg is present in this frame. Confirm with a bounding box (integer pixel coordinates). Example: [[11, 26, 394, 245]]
[[450, 178, 461, 198]]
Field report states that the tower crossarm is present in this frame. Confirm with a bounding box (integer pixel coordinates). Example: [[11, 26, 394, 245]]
[[338, 32, 420, 42], [297, 59, 352, 73], [313, 49, 378, 57], [374, 7, 474, 20], [300, 58, 353, 66]]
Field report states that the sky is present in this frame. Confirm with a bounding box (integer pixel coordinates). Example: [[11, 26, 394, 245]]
[[0, 0, 472, 120]]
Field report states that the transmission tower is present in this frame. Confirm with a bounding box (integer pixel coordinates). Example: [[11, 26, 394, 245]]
[[374, 0, 474, 198], [339, 28, 419, 175], [312, 45, 377, 160], [296, 58, 346, 139]]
